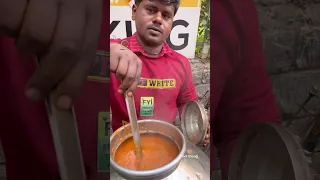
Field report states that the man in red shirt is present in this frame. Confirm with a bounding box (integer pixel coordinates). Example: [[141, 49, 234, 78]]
[[211, 0, 281, 179], [0, 0, 110, 179], [110, 0, 211, 145]]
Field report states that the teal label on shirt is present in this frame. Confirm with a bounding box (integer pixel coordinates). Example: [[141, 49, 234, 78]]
[[140, 97, 154, 116]]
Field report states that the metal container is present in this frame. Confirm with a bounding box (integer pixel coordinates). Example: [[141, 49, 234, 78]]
[[110, 101, 210, 180], [229, 123, 314, 180], [110, 120, 186, 180], [110, 140, 210, 180]]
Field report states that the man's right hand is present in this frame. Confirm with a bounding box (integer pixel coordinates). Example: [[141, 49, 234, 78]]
[[110, 43, 142, 96], [0, 0, 103, 110]]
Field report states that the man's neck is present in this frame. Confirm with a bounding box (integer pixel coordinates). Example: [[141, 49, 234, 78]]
[[136, 35, 163, 56]]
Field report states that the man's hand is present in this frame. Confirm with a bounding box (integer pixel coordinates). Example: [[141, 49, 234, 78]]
[[203, 123, 210, 145], [0, 0, 103, 110], [110, 43, 142, 96]]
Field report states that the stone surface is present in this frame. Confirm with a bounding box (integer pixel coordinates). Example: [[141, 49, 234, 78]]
[[305, 4, 320, 24], [262, 29, 320, 74], [312, 152, 320, 174], [263, 30, 297, 73], [271, 70, 320, 117], [256, 0, 320, 123], [190, 59, 210, 100], [256, 1, 320, 178], [284, 116, 315, 137]]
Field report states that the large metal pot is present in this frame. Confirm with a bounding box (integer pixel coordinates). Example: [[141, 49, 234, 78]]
[[110, 120, 187, 180], [229, 123, 314, 180], [110, 136, 211, 180]]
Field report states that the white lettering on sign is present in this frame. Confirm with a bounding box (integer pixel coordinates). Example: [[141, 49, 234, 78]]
[[110, 5, 201, 58]]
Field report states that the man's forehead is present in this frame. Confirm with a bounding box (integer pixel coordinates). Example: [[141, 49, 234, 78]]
[[142, 0, 175, 11], [143, 0, 175, 7]]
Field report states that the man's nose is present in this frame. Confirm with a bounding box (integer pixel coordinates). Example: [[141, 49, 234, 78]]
[[153, 12, 163, 24]]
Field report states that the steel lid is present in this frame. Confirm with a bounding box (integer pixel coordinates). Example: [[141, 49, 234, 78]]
[[228, 123, 313, 180], [181, 100, 209, 146]]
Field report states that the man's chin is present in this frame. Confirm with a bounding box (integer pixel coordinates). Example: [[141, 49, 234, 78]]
[[144, 35, 165, 46]]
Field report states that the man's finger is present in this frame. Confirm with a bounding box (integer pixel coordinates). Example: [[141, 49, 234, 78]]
[[110, 53, 120, 73], [126, 59, 142, 94], [53, 0, 102, 110], [16, 0, 58, 53], [121, 59, 137, 91], [136, 57, 142, 82], [115, 57, 128, 80], [126, 80, 139, 96], [26, 0, 87, 100], [0, 0, 27, 37]]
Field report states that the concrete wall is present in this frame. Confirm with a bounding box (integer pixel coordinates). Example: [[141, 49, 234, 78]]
[[190, 59, 210, 101], [255, 0, 320, 135]]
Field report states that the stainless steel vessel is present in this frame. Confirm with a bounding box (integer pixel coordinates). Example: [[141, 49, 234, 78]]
[[110, 132, 210, 180], [228, 123, 314, 180], [110, 101, 210, 180], [110, 120, 186, 180]]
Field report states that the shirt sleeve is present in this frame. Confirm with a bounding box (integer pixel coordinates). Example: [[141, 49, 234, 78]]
[[176, 57, 198, 114]]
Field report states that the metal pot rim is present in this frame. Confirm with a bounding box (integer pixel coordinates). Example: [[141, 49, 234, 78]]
[[110, 119, 187, 176]]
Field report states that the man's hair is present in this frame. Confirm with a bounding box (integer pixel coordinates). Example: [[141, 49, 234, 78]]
[[135, 0, 180, 15]]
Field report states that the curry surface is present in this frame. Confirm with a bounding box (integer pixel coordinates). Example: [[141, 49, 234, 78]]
[[114, 133, 179, 170]]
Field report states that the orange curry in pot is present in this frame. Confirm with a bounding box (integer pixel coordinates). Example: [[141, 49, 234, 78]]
[[114, 133, 179, 170]]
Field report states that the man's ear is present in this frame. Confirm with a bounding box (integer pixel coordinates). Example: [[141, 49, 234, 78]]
[[132, 4, 137, 20]]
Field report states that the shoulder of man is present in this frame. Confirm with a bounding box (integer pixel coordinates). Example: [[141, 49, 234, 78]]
[[168, 49, 192, 68]]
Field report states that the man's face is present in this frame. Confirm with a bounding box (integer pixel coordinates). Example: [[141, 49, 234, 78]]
[[132, 0, 175, 46]]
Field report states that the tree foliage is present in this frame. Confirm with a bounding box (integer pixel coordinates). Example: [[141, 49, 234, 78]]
[[195, 0, 210, 57]]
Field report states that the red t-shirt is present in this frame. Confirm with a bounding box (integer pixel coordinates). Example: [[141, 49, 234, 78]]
[[0, 1, 109, 180], [110, 33, 198, 131], [211, 0, 280, 179]]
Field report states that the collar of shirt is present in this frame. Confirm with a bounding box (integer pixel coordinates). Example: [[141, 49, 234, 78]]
[[121, 33, 173, 58]]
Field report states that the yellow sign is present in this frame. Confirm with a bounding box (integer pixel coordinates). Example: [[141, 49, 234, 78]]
[[138, 78, 176, 89], [110, 0, 200, 7]]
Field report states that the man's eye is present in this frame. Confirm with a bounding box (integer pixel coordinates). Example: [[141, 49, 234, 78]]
[[147, 8, 154, 13]]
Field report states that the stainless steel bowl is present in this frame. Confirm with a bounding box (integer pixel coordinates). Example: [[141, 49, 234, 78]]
[[110, 120, 187, 180]]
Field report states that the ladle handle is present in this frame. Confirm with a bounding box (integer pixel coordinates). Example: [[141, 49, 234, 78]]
[[125, 94, 142, 158], [45, 95, 87, 180], [36, 57, 86, 180]]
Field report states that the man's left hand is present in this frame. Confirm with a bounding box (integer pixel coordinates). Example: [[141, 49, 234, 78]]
[[203, 123, 210, 145]]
